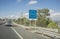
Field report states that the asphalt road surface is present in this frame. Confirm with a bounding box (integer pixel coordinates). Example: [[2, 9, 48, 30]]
[[0, 25, 20, 39], [0, 24, 50, 39]]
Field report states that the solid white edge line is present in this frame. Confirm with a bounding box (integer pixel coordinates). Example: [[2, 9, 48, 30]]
[[11, 27, 23, 39]]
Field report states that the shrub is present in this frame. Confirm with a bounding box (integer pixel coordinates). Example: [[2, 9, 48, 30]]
[[48, 22, 58, 29]]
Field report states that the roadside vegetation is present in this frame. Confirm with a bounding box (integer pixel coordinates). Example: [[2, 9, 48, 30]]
[[0, 18, 5, 21], [13, 8, 60, 33]]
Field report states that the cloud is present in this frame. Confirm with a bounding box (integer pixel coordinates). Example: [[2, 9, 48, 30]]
[[49, 9, 60, 16], [23, 13, 29, 18], [5, 15, 20, 19], [28, 0, 38, 5], [50, 13, 60, 21], [49, 9, 60, 21], [49, 9, 55, 14]]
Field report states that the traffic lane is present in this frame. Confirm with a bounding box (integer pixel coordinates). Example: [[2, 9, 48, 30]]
[[0, 25, 21, 39], [13, 25, 48, 39]]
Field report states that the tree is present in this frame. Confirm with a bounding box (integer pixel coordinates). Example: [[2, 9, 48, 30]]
[[36, 9, 42, 26], [0, 18, 2, 21], [41, 8, 49, 16], [37, 8, 50, 27], [16, 18, 20, 24]]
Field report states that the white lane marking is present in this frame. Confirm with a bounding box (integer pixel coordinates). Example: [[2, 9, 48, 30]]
[[11, 27, 23, 39]]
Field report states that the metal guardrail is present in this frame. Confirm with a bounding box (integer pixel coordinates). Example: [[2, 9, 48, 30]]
[[36, 28, 60, 38], [13, 22, 60, 38]]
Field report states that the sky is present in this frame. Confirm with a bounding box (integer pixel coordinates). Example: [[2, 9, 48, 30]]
[[0, 0, 60, 20]]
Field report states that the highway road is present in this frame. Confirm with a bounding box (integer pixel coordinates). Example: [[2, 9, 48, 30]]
[[0, 24, 50, 39], [0, 25, 20, 39]]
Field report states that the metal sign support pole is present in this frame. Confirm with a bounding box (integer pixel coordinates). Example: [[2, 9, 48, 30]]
[[35, 20, 36, 32], [29, 20, 31, 27], [29, 20, 31, 26], [24, 18, 25, 26]]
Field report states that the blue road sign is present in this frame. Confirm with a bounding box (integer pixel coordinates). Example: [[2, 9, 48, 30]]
[[29, 10, 37, 20]]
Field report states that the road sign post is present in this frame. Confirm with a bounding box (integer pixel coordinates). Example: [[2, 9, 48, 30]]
[[29, 10, 37, 30]]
